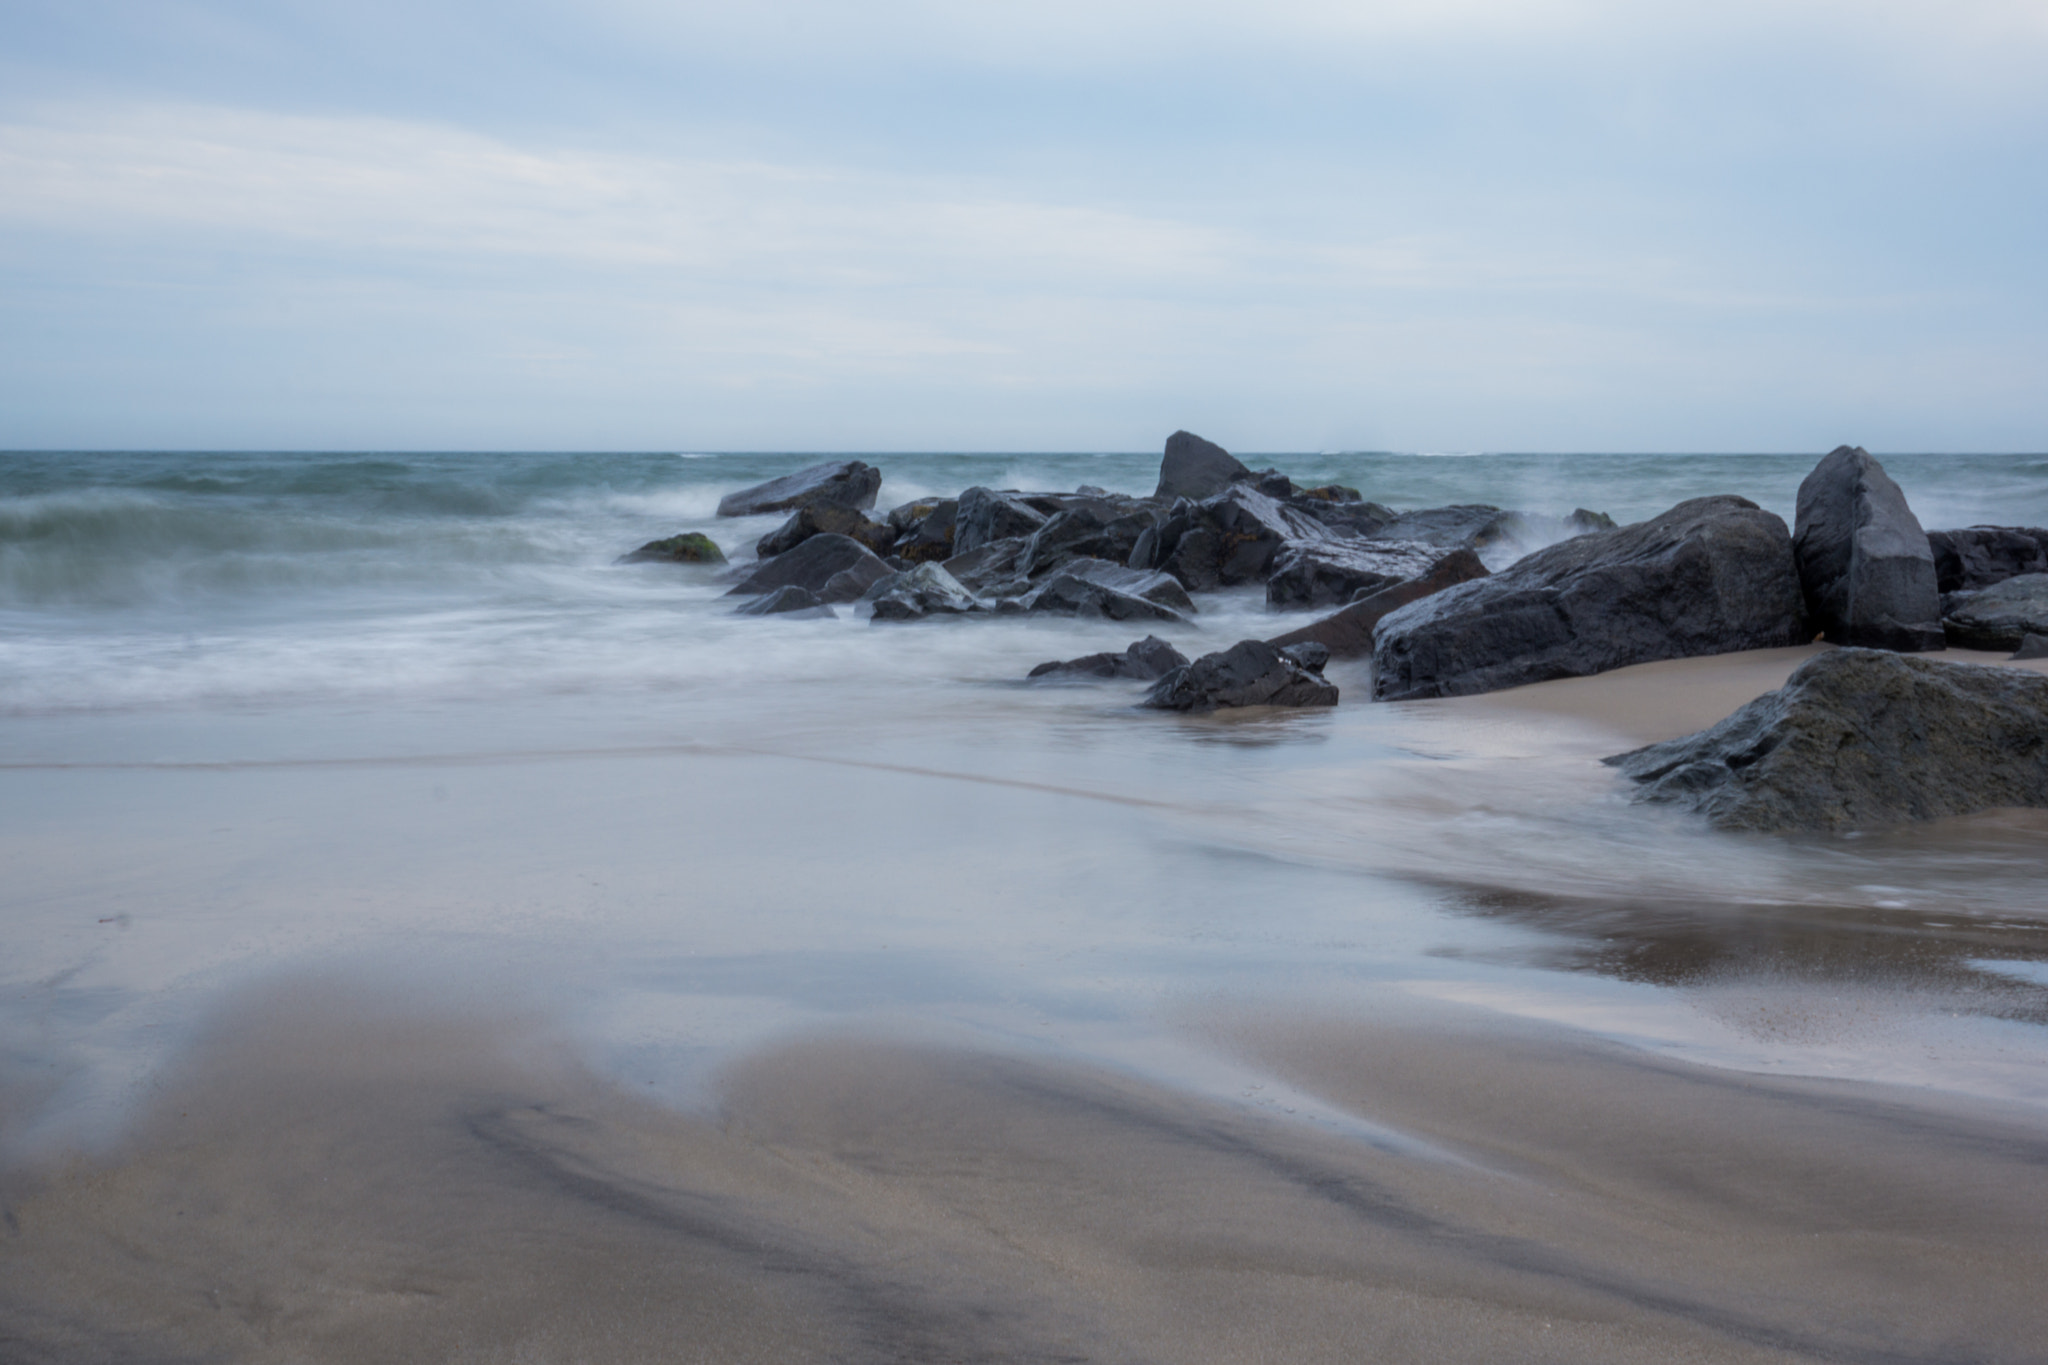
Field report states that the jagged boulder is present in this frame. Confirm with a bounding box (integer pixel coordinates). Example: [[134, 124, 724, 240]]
[[756, 503, 895, 557], [1264, 540, 1460, 610], [1002, 559, 1195, 622], [1605, 649, 2048, 832], [724, 533, 893, 604], [954, 487, 1049, 553], [1155, 430, 1252, 501], [616, 532, 727, 565], [1926, 526, 2048, 594], [866, 564, 983, 622], [717, 460, 882, 518], [940, 538, 1031, 598], [1941, 574, 2048, 651], [733, 584, 836, 619], [1137, 486, 1331, 592], [886, 499, 959, 563], [1793, 446, 1943, 651], [1289, 496, 1396, 538], [1028, 636, 1190, 681], [1372, 496, 1807, 701], [1019, 504, 1157, 576], [1368, 505, 1522, 553], [1267, 550, 1489, 659], [1140, 640, 1338, 712]]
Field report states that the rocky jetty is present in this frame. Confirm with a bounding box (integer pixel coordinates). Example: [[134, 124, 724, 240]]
[[1793, 445, 1943, 651], [1029, 636, 1189, 681], [617, 532, 726, 565], [717, 460, 882, 518], [1373, 497, 1807, 700], [1941, 574, 2048, 651], [1140, 640, 1338, 712], [1606, 649, 2048, 832], [1926, 526, 2048, 593]]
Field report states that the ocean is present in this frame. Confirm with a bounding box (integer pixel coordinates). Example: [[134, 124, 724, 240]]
[[5, 447, 2047, 1362]]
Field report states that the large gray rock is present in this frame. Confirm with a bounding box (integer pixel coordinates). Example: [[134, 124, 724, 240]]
[[953, 487, 1049, 554], [755, 503, 895, 558], [1267, 550, 1489, 659], [1141, 486, 1331, 592], [1140, 640, 1338, 712], [886, 498, 959, 563], [1605, 649, 2048, 832], [1028, 636, 1190, 682], [724, 533, 893, 604], [866, 563, 983, 622], [941, 537, 1031, 597], [1264, 540, 1459, 611], [1002, 559, 1195, 622], [717, 461, 882, 518], [1926, 526, 2048, 594], [1155, 430, 1252, 501], [1793, 446, 1943, 651], [1019, 504, 1157, 577], [1372, 496, 1807, 701], [1941, 574, 2048, 650]]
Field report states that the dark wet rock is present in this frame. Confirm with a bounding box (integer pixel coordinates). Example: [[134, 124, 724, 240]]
[[1003, 559, 1195, 622], [1292, 483, 1363, 505], [1028, 636, 1190, 681], [941, 537, 1032, 598], [1155, 430, 1253, 502], [1605, 649, 2048, 832], [2012, 633, 2048, 661], [1288, 497, 1397, 538], [1941, 574, 2048, 651], [1372, 496, 1807, 701], [954, 487, 1050, 554], [1567, 508, 1618, 534], [1139, 639, 1339, 712], [732, 584, 836, 619], [866, 563, 983, 622], [1267, 550, 1490, 659], [1368, 505, 1522, 553], [616, 532, 727, 565], [1793, 445, 1943, 652], [1020, 505, 1157, 577], [885, 499, 958, 563], [1265, 540, 1463, 611], [1142, 486, 1332, 591], [724, 533, 893, 604], [1926, 526, 2048, 594], [717, 460, 882, 518], [755, 503, 895, 558]]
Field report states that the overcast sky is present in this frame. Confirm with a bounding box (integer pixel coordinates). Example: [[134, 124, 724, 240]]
[[2, 0, 2044, 451]]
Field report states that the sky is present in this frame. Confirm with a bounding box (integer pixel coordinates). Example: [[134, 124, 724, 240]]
[[1, 0, 2044, 452]]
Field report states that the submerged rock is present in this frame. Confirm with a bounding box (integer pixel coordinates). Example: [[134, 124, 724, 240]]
[[756, 503, 895, 558], [1155, 430, 1253, 502], [1267, 550, 1489, 659], [867, 564, 983, 622], [1005, 559, 1195, 622], [1793, 445, 1943, 651], [1941, 574, 2048, 651], [1264, 540, 1458, 611], [717, 460, 882, 518], [616, 532, 727, 565], [1926, 526, 2048, 594], [1372, 496, 1807, 701], [724, 533, 894, 604], [733, 584, 836, 619], [1028, 636, 1190, 681], [1140, 639, 1338, 712], [1605, 649, 2048, 832]]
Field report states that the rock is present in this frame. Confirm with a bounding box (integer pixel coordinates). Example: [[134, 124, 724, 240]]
[[940, 537, 1031, 597], [755, 503, 895, 558], [887, 499, 959, 563], [953, 487, 1050, 554], [1004, 559, 1195, 622], [2012, 633, 2048, 661], [1372, 496, 1807, 701], [1605, 649, 2048, 832], [1267, 550, 1489, 659], [1368, 505, 1522, 553], [1155, 430, 1254, 501], [733, 584, 837, 619], [616, 532, 727, 565], [1792, 445, 1943, 651], [1139, 639, 1339, 712], [1289, 497, 1397, 538], [1264, 540, 1461, 611], [724, 533, 894, 604], [1142, 486, 1332, 591], [1292, 484, 1364, 505], [717, 460, 882, 518], [1926, 526, 2048, 594], [866, 564, 984, 622], [1941, 574, 2048, 650], [1567, 508, 1618, 534], [1020, 504, 1157, 576], [1028, 636, 1190, 681]]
